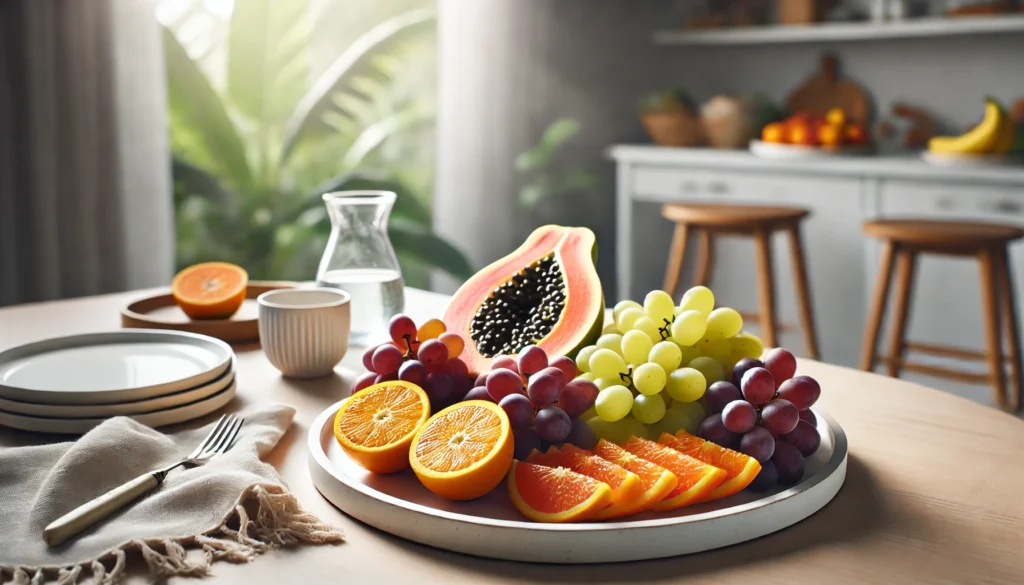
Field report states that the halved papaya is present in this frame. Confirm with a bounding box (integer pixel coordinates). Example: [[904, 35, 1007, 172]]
[[443, 225, 603, 374]]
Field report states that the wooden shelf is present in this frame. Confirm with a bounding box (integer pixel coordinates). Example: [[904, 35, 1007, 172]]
[[653, 14, 1024, 46]]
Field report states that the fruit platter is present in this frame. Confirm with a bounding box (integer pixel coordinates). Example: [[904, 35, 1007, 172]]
[[308, 225, 848, 563], [750, 108, 870, 159]]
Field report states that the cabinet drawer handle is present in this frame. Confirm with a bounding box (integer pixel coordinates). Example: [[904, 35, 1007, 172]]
[[991, 200, 1022, 214], [707, 181, 729, 194], [679, 181, 699, 193]]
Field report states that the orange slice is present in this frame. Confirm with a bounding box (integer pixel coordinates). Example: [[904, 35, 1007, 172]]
[[507, 460, 612, 523], [620, 436, 727, 511], [527, 444, 646, 519], [592, 439, 678, 514], [662, 430, 762, 501], [334, 381, 430, 473], [410, 400, 513, 500], [171, 262, 248, 320]]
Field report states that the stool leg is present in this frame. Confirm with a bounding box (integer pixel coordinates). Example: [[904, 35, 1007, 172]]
[[996, 248, 1022, 411], [979, 247, 1008, 409], [861, 241, 897, 371], [753, 226, 778, 349], [693, 231, 714, 288], [885, 248, 917, 378], [786, 224, 820, 360], [663, 223, 689, 296]]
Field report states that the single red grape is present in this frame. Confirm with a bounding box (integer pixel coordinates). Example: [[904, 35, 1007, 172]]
[[747, 460, 778, 492], [558, 379, 599, 417], [739, 426, 775, 462], [424, 372, 454, 404], [418, 339, 449, 369], [398, 360, 426, 385], [513, 427, 542, 460], [527, 373, 561, 406], [352, 372, 377, 394], [722, 400, 757, 433], [388, 314, 417, 347], [474, 372, 489, 388], [697, 413, 740, 449], [777, 375, 821, 410], [564, 417, 598, 450], [499, 393, 533, 428], [740, 367, 775, 405], [518, 345, 548, 376], [361, 346, 376, 372], [491, 355, 519, 374], [464, 386, 493, 403], [731, 357, 764, 387], [533, 366, 567, 389], [371, 344, 403, 376], [780, 420, 821, 456], [799, 408, 817, 426], [486, 368, 523, 402], [534, 406, 571, 442], [770, 440, 805, 485], [705, 381, 742, 414], [548, 356, 578, 384], [763, 348, 797, 388], [761, 399, 799, 435]]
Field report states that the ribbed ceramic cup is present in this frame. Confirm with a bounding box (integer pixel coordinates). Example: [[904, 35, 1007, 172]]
[[257, 288, 350, 378]]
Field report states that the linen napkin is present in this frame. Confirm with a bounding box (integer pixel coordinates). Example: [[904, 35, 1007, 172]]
[[0, 405, 344, 584]]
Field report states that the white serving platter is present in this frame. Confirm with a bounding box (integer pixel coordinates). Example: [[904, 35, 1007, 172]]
[[0, 380, 237, 434], [0, 330, 233, 405], [750, 139, 871, 160], [308, 400, 848, 564]]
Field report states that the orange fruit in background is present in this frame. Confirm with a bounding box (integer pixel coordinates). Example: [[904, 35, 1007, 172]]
[[786, 121, 816, 147], [592, 439, 678, 514], [620, 436, 727, 511], [528, 444, 645, 519], [410, 400, 513, 500], [817, 124, 843, 147], [171, 262, 248, 320], [507, 460, 612, 523], [761, 122, 786, 144], [334, 381, 431, 474], [662, 430, 762, 501]]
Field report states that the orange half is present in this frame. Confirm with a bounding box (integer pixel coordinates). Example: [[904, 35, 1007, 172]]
[[507, 460, 612, 523], [592, 439, 678, 514], [620, 436, 727, 511], [334, 381, 430, 473], [528, 444, 645, 519], [171, 262, 248, 320], [410, 400, 513, 500], [663, 430, 762, 501]]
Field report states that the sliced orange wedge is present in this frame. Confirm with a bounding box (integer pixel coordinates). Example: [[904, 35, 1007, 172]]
[[662, 430, 762, 501], [507, 460, 612, 523], [527, 444, 646, 519], [171, 262, 248, 320], [410, 400, 513, 500], [592, 439, 678, 514], [620, 436, 727, 511], [334, 381, 430, 473]]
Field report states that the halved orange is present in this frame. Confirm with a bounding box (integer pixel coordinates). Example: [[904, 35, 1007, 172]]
[[620, 436, 727, 511], [171, 262, 248, 320], [333, 381, 430, 473], [410, 400, 513, 500], [507, 460, 612, 523], [592, 439, 678, 514], [662, 430, 762, 501], [527, 444, 645, 519]]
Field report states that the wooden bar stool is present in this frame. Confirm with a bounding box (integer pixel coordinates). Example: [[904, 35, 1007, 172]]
[[860, 219, 1024, 411], [660, 203, 820, 359]]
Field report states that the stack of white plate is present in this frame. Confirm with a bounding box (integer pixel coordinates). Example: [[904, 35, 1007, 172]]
[[0, 330, 236, 434]]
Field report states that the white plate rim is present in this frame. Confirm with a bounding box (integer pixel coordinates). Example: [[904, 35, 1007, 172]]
[[307, 399, 848, 562], [749, 139, 871, 159], [0, 380, 237, 434], [0, 363, 235, 418], [0, 329, 233, 405]]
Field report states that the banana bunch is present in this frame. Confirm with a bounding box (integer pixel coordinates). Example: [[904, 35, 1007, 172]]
[[928, 98, 1015, 155]]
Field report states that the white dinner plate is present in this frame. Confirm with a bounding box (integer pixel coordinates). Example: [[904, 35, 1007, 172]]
[[749, 139, 871, 159], [308, 400, 848, 564], [0, 380, 237, 434], [0, 330, 233, 405], [0, 364, 234, 418]]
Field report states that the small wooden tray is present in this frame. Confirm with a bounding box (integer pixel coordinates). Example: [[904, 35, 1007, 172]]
[[121, 281, 294, 344]]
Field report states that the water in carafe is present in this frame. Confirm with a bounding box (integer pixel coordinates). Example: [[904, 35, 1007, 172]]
[[318, 268, 404, 344]]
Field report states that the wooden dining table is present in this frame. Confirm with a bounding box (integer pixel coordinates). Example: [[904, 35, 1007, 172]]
[[1, 287, 1023, 584]]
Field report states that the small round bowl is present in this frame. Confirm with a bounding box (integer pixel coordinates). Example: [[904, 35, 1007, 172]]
[[257, 288, 351, 378]]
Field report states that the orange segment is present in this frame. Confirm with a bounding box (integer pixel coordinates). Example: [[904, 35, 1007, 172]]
[[620, 436, 727, 511], [334, 381, 430, 474], [171, 262, 248, 320], [663, 430, 762, 501], [528, 444, 645, 520], [592, 439, 678, 514], [507, 460, 612, 523], [410, 400, 513, 500]]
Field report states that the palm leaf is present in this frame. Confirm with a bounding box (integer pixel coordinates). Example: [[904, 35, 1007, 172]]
[[389, 217, 473, 280], [343, 103, 436, 168]]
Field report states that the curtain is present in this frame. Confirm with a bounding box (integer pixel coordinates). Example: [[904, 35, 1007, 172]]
[[0, 0, 173, 307]]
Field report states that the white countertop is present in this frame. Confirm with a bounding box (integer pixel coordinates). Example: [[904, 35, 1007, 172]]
[[608, 145, 1024, 185]]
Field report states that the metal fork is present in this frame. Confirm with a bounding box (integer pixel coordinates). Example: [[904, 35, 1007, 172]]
[[43, 414, 244, 547]]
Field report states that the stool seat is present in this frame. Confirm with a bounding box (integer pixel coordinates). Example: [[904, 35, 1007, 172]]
[[661, 204, 809, 228], [863, 219, 1024, 248]]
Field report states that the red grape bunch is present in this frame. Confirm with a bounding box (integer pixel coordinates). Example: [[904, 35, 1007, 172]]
[[697, 347, 822, 491], [463, 345, 600, 460], [354, 314, 474, 409]]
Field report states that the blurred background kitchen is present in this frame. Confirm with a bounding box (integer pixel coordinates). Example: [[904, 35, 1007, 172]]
[[2, 0, 1023, 409]]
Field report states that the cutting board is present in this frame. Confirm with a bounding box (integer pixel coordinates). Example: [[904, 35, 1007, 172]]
[[786, 54, 869, 124]]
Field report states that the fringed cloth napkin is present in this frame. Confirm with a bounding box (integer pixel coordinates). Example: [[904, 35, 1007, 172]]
[[0, 405, 344, 584]]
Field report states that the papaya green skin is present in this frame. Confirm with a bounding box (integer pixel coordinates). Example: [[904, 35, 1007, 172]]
[[566, 240, 603, 360]]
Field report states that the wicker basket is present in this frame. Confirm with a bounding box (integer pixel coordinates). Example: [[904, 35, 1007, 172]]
[[641, 110, 704, 147]]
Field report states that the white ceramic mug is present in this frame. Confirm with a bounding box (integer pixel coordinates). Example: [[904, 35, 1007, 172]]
[[258, 288, 350, 378]]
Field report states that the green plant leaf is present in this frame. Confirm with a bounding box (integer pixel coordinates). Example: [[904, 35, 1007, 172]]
[[163, 25, 253, 193], [515, 118, 580, 172], [343, 104, 436, 168], [389, 217, 472, 280]]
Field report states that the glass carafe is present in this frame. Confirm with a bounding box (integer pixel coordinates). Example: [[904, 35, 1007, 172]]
[[316, 191, 405, 345]]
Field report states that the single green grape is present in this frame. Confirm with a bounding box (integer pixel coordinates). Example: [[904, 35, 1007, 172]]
[[730, 332, 765, 360], [631, 393, 667, 424], [633, 363, 667, 396], [602, 322, 621, 335], [647, 402, 693, 438], [665, 367, 707, 402], [677, 344, 701, 365], [578, 371, 597, 382], [596, 334, 624, 355], [615, 307, 646, 332], [587, 416, 647, 444], [649, 341, 682, 372], [674, 400, 706, 434], [575, 345, 597, 373], [595, 385, 633, 422], [698, 337, 733, 364], [688, 356, 724, 384], [594, 376, 616, 391], [671, 310, 707, 346], [632, 317, 662, 343], [679, 286, 715, 315], [704, 307, 743, 340], [613, 300, 643, 322], [621, 330, 654, 366], [589, 348, 627, 380], [643, 290, 676, 325]]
